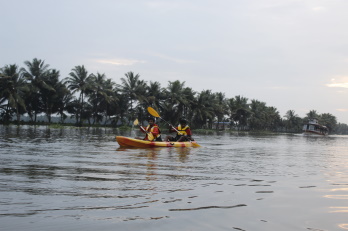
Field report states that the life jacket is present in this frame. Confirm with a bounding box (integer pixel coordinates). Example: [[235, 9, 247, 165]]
[[146, 124, 161, 139], [177, 125, 189, 136]]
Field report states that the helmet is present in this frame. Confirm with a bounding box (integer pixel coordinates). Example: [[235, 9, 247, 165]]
[[179, 118, 187, 124]]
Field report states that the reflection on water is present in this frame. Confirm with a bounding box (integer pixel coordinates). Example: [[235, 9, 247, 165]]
[[1, 125, 348, 231]]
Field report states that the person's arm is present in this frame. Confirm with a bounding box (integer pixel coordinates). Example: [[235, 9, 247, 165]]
[[186, 128, 193, 140], [168, 125, 176, 133], [186, 128, 192, 136]]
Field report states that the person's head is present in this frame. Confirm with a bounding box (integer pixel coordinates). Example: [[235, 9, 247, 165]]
[[147, 117, 155, 124], [179, 118, 187, 126]]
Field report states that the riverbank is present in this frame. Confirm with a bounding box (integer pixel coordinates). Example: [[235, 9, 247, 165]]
[[0, 122, 297, 134], [2, 121, 348, 135]]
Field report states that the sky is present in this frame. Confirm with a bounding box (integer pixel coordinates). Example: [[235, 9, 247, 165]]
[[1, 0, 348, 124]]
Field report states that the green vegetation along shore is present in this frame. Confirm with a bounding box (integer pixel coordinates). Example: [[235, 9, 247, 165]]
[[1, 58, 348, 134]]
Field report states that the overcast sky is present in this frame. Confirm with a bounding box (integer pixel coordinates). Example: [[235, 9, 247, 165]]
[[1, 0, 348, 123]]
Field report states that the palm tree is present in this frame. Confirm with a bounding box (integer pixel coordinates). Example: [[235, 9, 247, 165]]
[[101, 78, 117, 125], [109, 92, 128, 126], [87, 73, 116, 124], [56, 87, 74, 123], [319, 113, 337, 132], [226, 98, 237, 129], [41, 69, 67, 123], [65, 98, 79, 123], [22, 58, 51, 89], [0, 64, 28, 123], [231, 95, 250, 130], [162, 80, 189, 124], [213, 92, 228, 129], [306, 110, 319, 119], [182, 87, 196, 120], [64, 65, 93, 125], [21, 58, 52, 122], [265, 106, 281, 131], [248, 99, 267, 130], [284, 110, 302, 132], [284, 110, 297, 121], [88, 73, 105, 124], [191, 90, 215, 128], [146, 81, 164, 109], [117, 71, 147, 123], [41, 69, 57, 123]]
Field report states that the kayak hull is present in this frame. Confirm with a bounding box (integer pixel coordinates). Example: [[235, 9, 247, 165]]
[[116, 136, 200, 148]]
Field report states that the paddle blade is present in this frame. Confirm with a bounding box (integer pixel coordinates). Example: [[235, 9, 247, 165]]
[[147, 107, 160, 118], [133, 119, 139, 125], [147, 132, 154, 141]]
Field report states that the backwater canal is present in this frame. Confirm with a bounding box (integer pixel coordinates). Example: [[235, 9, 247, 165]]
[[0, 125, 348, 231]]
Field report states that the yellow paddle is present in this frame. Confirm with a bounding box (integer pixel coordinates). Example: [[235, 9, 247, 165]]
[[147, 107, 182, 135], [133, 119, 139, 126], [134, 118, 154, 141]]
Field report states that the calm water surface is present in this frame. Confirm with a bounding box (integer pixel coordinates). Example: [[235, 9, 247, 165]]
[[0, 125, 348, 231]]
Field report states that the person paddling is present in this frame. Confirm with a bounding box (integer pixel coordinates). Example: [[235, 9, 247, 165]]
[[138, 117, 162, 141], [165, 118, 193, 142]]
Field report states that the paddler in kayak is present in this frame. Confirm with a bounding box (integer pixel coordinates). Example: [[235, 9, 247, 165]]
[[137, 117, 162, 141], [165, 118, 194, 142]]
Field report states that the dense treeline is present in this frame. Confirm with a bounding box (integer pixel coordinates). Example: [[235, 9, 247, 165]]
[[1, 58, 348, 134]]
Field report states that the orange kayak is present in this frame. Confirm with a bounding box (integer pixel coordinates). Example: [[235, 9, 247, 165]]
[[116, 136, 200, 148]]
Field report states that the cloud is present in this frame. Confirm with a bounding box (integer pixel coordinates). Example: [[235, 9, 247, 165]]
[[337, 109, 348, 112], [312, 6, 326, 12], [151, 53, 197, 64], [326, 77, 348, 88], [96, 59, 146, 66]]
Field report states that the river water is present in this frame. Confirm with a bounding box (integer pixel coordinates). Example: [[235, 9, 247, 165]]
[[0, 125, 348, 231]]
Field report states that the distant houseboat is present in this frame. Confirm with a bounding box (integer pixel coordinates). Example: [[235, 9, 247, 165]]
[[303, 118, 328, 136]]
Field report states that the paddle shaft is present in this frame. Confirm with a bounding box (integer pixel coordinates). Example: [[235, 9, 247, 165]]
[[159, 116, 184, 135], [139, 125, 155, 141]]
